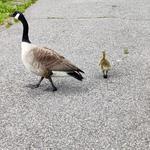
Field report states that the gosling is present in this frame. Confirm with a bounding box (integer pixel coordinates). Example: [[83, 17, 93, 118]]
[[99, 51, 111, 78]]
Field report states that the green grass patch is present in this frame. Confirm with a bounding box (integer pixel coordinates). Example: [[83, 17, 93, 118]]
[[0, 0, 37, 25]]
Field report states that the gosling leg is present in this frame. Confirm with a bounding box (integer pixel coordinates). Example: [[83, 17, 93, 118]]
[[103, 70, 108, 79]]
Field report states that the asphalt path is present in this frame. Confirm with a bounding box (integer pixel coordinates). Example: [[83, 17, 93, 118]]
[[0, 0, 150, 149]]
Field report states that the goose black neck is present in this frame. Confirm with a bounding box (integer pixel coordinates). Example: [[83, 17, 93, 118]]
[[20, 15, 31, 43]]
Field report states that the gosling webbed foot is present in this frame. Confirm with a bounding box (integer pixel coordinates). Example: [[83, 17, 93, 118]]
[[103, 70, 108, 79], [103, 74, 108, 78]]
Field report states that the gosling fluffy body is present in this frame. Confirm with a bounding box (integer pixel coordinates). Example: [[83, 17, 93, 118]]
[[99, 51, 111, 78]]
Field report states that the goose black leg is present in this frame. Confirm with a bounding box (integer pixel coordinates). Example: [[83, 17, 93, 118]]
[[49, 76, 57, 91], [26, 77, 44, 89], [45, 75, 57, 92]]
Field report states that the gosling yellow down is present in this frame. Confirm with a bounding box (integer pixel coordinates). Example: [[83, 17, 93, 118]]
[[99, 51, 111, 78]]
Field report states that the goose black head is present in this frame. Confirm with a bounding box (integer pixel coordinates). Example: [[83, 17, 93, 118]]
[[10, 11, 31, 43], [10, 11, 23, 20]]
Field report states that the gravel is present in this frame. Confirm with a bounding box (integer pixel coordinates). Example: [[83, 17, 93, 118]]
[[0, 0, 150, 149]]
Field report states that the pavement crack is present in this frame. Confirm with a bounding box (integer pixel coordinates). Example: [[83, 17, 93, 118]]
[[31, 17, 150, 22], [47, 16, 117, 20]]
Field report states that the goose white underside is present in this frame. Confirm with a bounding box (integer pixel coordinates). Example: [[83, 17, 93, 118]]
[[21, 42, 40, 75], [52, 71, 69, 77]]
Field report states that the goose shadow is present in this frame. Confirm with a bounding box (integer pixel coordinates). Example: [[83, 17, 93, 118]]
[[23, 69, 127, 98], [23, 78, 90, 97]]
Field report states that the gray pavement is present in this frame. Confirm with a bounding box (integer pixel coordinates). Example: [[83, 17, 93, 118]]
[[0, 0, 150, 149]]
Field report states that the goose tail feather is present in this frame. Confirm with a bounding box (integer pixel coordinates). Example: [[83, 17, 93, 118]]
[[67, 71, 84, 81]]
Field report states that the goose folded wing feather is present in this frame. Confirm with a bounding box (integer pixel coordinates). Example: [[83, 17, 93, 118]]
[[32, 47, 80, 72]]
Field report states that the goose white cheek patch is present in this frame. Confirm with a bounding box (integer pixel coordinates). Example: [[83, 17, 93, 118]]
[[15, 13, 20, 20]]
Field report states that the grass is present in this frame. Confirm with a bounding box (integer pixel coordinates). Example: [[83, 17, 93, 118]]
[[0, 0, 37, 25]]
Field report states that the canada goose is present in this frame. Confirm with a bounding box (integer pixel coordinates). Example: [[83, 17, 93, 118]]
[[10, 11, 84, 91], [99, 51, 111, 78]]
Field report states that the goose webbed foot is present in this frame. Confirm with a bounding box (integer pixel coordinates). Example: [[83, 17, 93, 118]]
[[53, 87, 58, 91], [26, 84, 40, 89], [26, 77, 44, 89], [44, 75, 57, 92]]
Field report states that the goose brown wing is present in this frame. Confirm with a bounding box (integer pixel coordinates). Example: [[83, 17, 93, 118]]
[[32, 47, 83, 72]]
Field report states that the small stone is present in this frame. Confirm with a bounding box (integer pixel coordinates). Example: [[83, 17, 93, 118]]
[[124, 48, 129, 54]]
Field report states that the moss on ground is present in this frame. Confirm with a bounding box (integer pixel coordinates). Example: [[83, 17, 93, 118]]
[[0, 0, 37, 25]]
